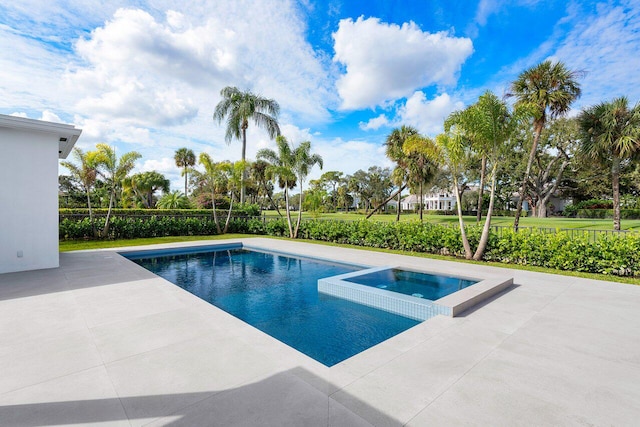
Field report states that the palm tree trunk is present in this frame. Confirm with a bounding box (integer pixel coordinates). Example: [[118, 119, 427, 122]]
[[294, 179, 304, 238], [211, 189, 221, 234], [240, 127, 247, 204], [184, 169, 188, 196], [223, 194, 234, 234], [419, 182, 423, 222], [396, 189, 401, 222], [264, 186, 282, 216], [366, 184, 406, 219], [102, 190, 115, 238], [284, 188, 294, 238], [477, 155, 486, 223], [612, 154, 621, 231], [514, 121, 543, 230], [473, 164, 498, 260], [85, 187, 95, 238], [453, 177, 473, 259]]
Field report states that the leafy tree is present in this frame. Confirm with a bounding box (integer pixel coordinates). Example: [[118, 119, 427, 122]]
[[213, 86, 280, 204], [174, 148, 196, 196], [509, 60, 582, 229], [124, 171, 170, 208], [220, 161, 246, 233], [251, 159, 281, 215], [579, 97, 640, 230], [60, 147, 100, 236], [525, 118, 578, 217], [319, 170, 344, 211], [367, 125, 419, 218]]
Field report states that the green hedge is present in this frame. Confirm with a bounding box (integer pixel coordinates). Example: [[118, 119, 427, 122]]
[[59, 216, 640, 277], [60, 204, 261, 217]]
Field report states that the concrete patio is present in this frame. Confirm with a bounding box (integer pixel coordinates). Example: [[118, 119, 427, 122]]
[[1, 237, 639, 426]]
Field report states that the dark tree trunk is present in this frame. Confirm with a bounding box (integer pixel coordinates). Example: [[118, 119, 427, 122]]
[[612, 154, 621, 231], [366, 184, 407, 219]]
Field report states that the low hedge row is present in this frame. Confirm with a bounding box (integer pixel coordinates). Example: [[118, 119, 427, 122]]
[[60, 205, 261, 217], [59, 217, 640, 277]]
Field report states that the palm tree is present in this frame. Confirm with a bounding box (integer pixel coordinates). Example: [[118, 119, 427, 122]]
[[156, 191, 190, 209], [257, 136, 298, 238], [174, 148, 196, 196], [125, 171, 170, 208], [366, 125, 419, 219], [579, 97, 640, 230], [213, 86, 281, 204], [197, 153, 227, 234], [93, 144, 141, 237], [291, 141, 323, 238], [404, 135, 438, 221], [509, 60, 582, 229], [251, 159, 282, 216], [449, 91, 522, 259], [60, 147, 99, 236], [220, 161, 247, 233]]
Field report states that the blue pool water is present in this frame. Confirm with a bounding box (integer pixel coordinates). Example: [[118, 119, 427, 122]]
[[130, 248, 420, 366], [345, 268, 478, 300]]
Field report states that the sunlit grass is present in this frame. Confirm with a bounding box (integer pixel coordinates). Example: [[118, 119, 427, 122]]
[[59, 234, 253, 252], [260, 210, 640, 230]]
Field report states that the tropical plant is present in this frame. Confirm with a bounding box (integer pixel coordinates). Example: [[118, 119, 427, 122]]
[[367, 125, 419, 218], [251, 159, 281, 215], [508, 60, 582, 229], [257, 136, 299, 238], [174, 148, 196, 196], [404, 135, 438, 221], [156, 191, 191, 209], [60, 147, 100, 236], [291, 140, 323, 238], [93, 144, 141, 236], [213, 86, 281, 204], [124, 171, 170, 208], [578, 97, 640, 230], [196, 153, 228, 233]]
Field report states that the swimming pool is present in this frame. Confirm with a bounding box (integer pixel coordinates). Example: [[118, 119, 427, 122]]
[[126, 247, 420, 366], [344, 268, 478, 300]]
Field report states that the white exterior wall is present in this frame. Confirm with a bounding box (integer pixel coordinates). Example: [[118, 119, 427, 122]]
[[0, 128, 60, 273]]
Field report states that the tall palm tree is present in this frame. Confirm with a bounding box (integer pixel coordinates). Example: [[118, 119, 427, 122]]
[[404, 135, 438, 222], [93, 144, 141, 237], [366, 125, 419, 219], [509, 60, 581, 229], [251, 159, 282, 216], [257, 136, 298, 238], [579, 97, 640, 230], [174, 148, 196, 196], [60, 147, 99, 237], [213, 86, 281, 204], [291, 141, 323, 238]]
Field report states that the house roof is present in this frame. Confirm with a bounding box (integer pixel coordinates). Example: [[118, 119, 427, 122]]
[[0, 114, 82, 159]]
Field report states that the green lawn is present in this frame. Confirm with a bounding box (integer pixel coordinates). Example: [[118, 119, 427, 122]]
[[262, 210, 640, 231], [59, 234, 253, 252]]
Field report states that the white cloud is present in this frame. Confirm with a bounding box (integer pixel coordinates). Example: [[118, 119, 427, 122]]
[[359, 114, 389, 131], [333, 17, 473, 110], [396, 92, 464, 136]]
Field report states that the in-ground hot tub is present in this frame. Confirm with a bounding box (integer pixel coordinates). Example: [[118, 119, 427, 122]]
[[318, 266, 513, 321]]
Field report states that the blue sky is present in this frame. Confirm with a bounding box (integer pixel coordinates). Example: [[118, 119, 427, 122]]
[[1, 0, 639, 190]]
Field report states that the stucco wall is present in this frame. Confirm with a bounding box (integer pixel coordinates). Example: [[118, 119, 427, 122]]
[[0, 128, 59, 273]]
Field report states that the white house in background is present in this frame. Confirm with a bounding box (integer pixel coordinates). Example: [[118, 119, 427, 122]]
[[401, 191, 456, 211], [0, 114, 81, 274]]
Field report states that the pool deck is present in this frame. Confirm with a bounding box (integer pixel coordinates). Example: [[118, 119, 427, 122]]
[[1, 237, 640, 426]]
